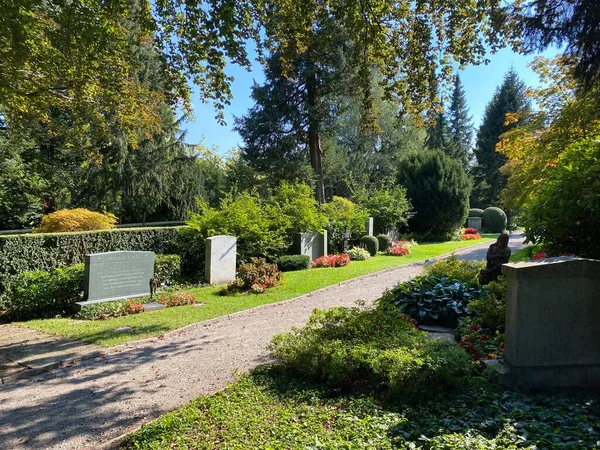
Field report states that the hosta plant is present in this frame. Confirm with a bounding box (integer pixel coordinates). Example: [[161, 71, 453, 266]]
[[378, 275, 483, 327], [346, 247, 371, 261]]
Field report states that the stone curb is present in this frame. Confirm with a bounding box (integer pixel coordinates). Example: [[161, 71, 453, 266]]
[[0, 350, 105, 386]]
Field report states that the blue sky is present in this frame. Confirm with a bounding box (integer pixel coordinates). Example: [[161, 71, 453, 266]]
[[182, 46, 560, 154]]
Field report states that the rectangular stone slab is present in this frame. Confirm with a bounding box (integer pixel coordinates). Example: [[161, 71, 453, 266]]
[[81, 251, 155, 305]]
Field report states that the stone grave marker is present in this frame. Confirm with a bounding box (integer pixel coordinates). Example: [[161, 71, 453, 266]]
[[366, 217, 374, 236], [294, 231, 327, 260], [501, 257, 600, 388], [467, 216, 482, 230], [205, 235, 237, 285], [79, 251, 155, 307]]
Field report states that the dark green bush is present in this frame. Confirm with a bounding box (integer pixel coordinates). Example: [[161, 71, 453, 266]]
[[379, 275, 483, 327], [1, 264, 84, 319], [0, 226, 181, 298], [270, 305, 476, 396], [376, 234, 392, 251], [360, 235, 379, 256], [154, 254, 182, 286], [482, 207, 507, 233], [397, 150, 471, 235], [468, 208, 484, 217], [277, 255, 310, 272]]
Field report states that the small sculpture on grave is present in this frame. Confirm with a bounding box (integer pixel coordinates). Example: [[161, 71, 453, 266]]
[[149, 273, 159, 299], [479, 233, 511, 284]]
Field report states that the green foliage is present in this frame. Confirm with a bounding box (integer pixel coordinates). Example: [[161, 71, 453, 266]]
[[397, 150, 471, 235], [469, 277, 508, 332], [157, 291, 197, 307], [154, 254, 182, 286], [321, 197, 369, 252], [346, 247, 371, 261], [468, 208, 484, 217], [276, 255, 311, 272], [1, 264, 84, 320], [424, 256, 485, 286], [270, 305, 476, 396], [267, 182, 327, 236], [228, 258, 281, 294], [75, 299, 145, 321], [379, 276, 483, 327], [186, 193, 288, 266], [482, 207, 508, 233], [376, 234, 392, 251], [360, 235, 379, 256], [353, 184, 413, 234], [34, 208, 117, 233], [0, 227, 180, 300]]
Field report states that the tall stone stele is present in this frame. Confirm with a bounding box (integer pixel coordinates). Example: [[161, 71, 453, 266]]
[[293, 231, 327, 260], [366, 217, 374, 236], [205, 235, 237, 285], [501, 257, 600, 388]]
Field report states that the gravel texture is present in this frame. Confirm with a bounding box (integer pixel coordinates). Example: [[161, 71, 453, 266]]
[[0, 236, 525, 450]]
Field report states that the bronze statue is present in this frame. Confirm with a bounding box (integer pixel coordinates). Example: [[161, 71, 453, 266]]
[[149, 273, 159, 299], [479, 234, 511, 284]]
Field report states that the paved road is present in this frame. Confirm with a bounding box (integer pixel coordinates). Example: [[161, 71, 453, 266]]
[[0, 236, 526, 450]]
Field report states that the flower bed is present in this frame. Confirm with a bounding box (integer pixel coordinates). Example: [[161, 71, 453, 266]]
[[385, 239, 416, 256], [312, 254, 350, 268]]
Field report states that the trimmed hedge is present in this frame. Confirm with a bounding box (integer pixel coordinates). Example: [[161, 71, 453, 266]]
[[376, 234, 392, 251], [468, 208, 484, 218], [360, 235, 379, 256], [483, 207, 507, 233], [277, 255, 311, 272], [0, 227, 182, 298]]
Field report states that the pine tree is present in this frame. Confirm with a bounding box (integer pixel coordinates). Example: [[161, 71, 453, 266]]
[[447, 75, 473, 167], [425, 102, 450, 152], [471, 69, 530, 208]]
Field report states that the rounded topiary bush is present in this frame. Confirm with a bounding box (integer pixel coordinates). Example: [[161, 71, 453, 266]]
[[482, 207, 507, 233], [468, 208, 484, 218], [277, 255, 311, 272], [376, 234, 392, 251], [360, 235, 379, 256]]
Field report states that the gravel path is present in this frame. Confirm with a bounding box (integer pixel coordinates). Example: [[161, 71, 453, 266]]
[[0, 236, 525, 450]]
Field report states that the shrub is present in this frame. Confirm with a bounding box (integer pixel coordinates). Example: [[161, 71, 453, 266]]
[[456, 317, 504, 361], [353, 184, 413, 233], [379, 275, 483, 327], [75, 299, 145, 320], [464, 227, 479, 234], [34, 208, 117, 233], [1, 264, 84, 319], [482, 207, 507, 233], [321, 197, 369, 253], [468, 208, 484, 217], [266, 182, 327, 236], [270, 305, 476, 396], [154, 254, 181, 286], [460, 232, 482, 240], [397, 150, 471, 235], [468, 277, 507, 332], [346, 247, 371, 261], [376, 234, 392, 251], [235, 258, 281, 294], [0, 226, 180, 299], [312, 254, 350, 268], [360, 235, 379, 256], [277, 255, 311, 272], [386, 245, 410, 256], [424, 256, 485, 286], [157, 291, 197, 307]]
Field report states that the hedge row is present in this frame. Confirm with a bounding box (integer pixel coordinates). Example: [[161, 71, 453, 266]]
[[0, 227, 183, 297]]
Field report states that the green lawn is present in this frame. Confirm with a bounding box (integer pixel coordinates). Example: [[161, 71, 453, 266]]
[[21, 237, 495, 347], [123, 367, 600, 449]]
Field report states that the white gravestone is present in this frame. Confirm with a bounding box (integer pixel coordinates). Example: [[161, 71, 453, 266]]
[[366, 217, 374, 236], [205, 235, 237, 285]]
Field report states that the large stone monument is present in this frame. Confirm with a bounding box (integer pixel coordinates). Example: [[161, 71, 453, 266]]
[[79, 251, 155, 307], [205, 235, 237, 285], [467, 216, 482, 231], [293, 231, 327, 260], [501, 257, 600, 388]]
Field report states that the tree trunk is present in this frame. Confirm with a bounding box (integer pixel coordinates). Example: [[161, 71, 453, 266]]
[[307, 69, 326, 204]]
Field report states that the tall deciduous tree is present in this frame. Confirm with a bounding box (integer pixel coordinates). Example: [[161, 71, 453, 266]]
[[471, 69, 530, 208]]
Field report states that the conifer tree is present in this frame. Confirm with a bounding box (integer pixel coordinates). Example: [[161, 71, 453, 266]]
[[447, 75, 473, 167], [471, 69, 530, 208]]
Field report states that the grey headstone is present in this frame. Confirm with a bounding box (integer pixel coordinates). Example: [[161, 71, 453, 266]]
[[501, 257, 600, 388], [467, 217, 482, 230], [80, 251, 155, 307], [205, 235, 237, 285], [366, 217, 374, 236], [293, 231, 327, 260]]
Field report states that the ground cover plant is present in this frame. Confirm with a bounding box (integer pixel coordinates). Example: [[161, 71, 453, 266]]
[[312, 253, 350, 268], [347, 246, 371, 261], [20, 238, 496, 346]]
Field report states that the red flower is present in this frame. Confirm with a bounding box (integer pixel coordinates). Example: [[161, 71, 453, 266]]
[[473, 323, 479, 331], [459, 340, 465, 347]]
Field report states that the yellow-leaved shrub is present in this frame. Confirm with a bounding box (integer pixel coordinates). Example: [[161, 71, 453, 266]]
[[34, 209, 117, 233]]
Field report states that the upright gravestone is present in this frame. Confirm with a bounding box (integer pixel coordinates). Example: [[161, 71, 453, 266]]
[[501, 257, 600, 388], [205, 235, 237, 285], [79, 251, 155, 307], [366, 217, 374, 236], [293, 231, 327, 260], [467, 216, 482, 231]]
